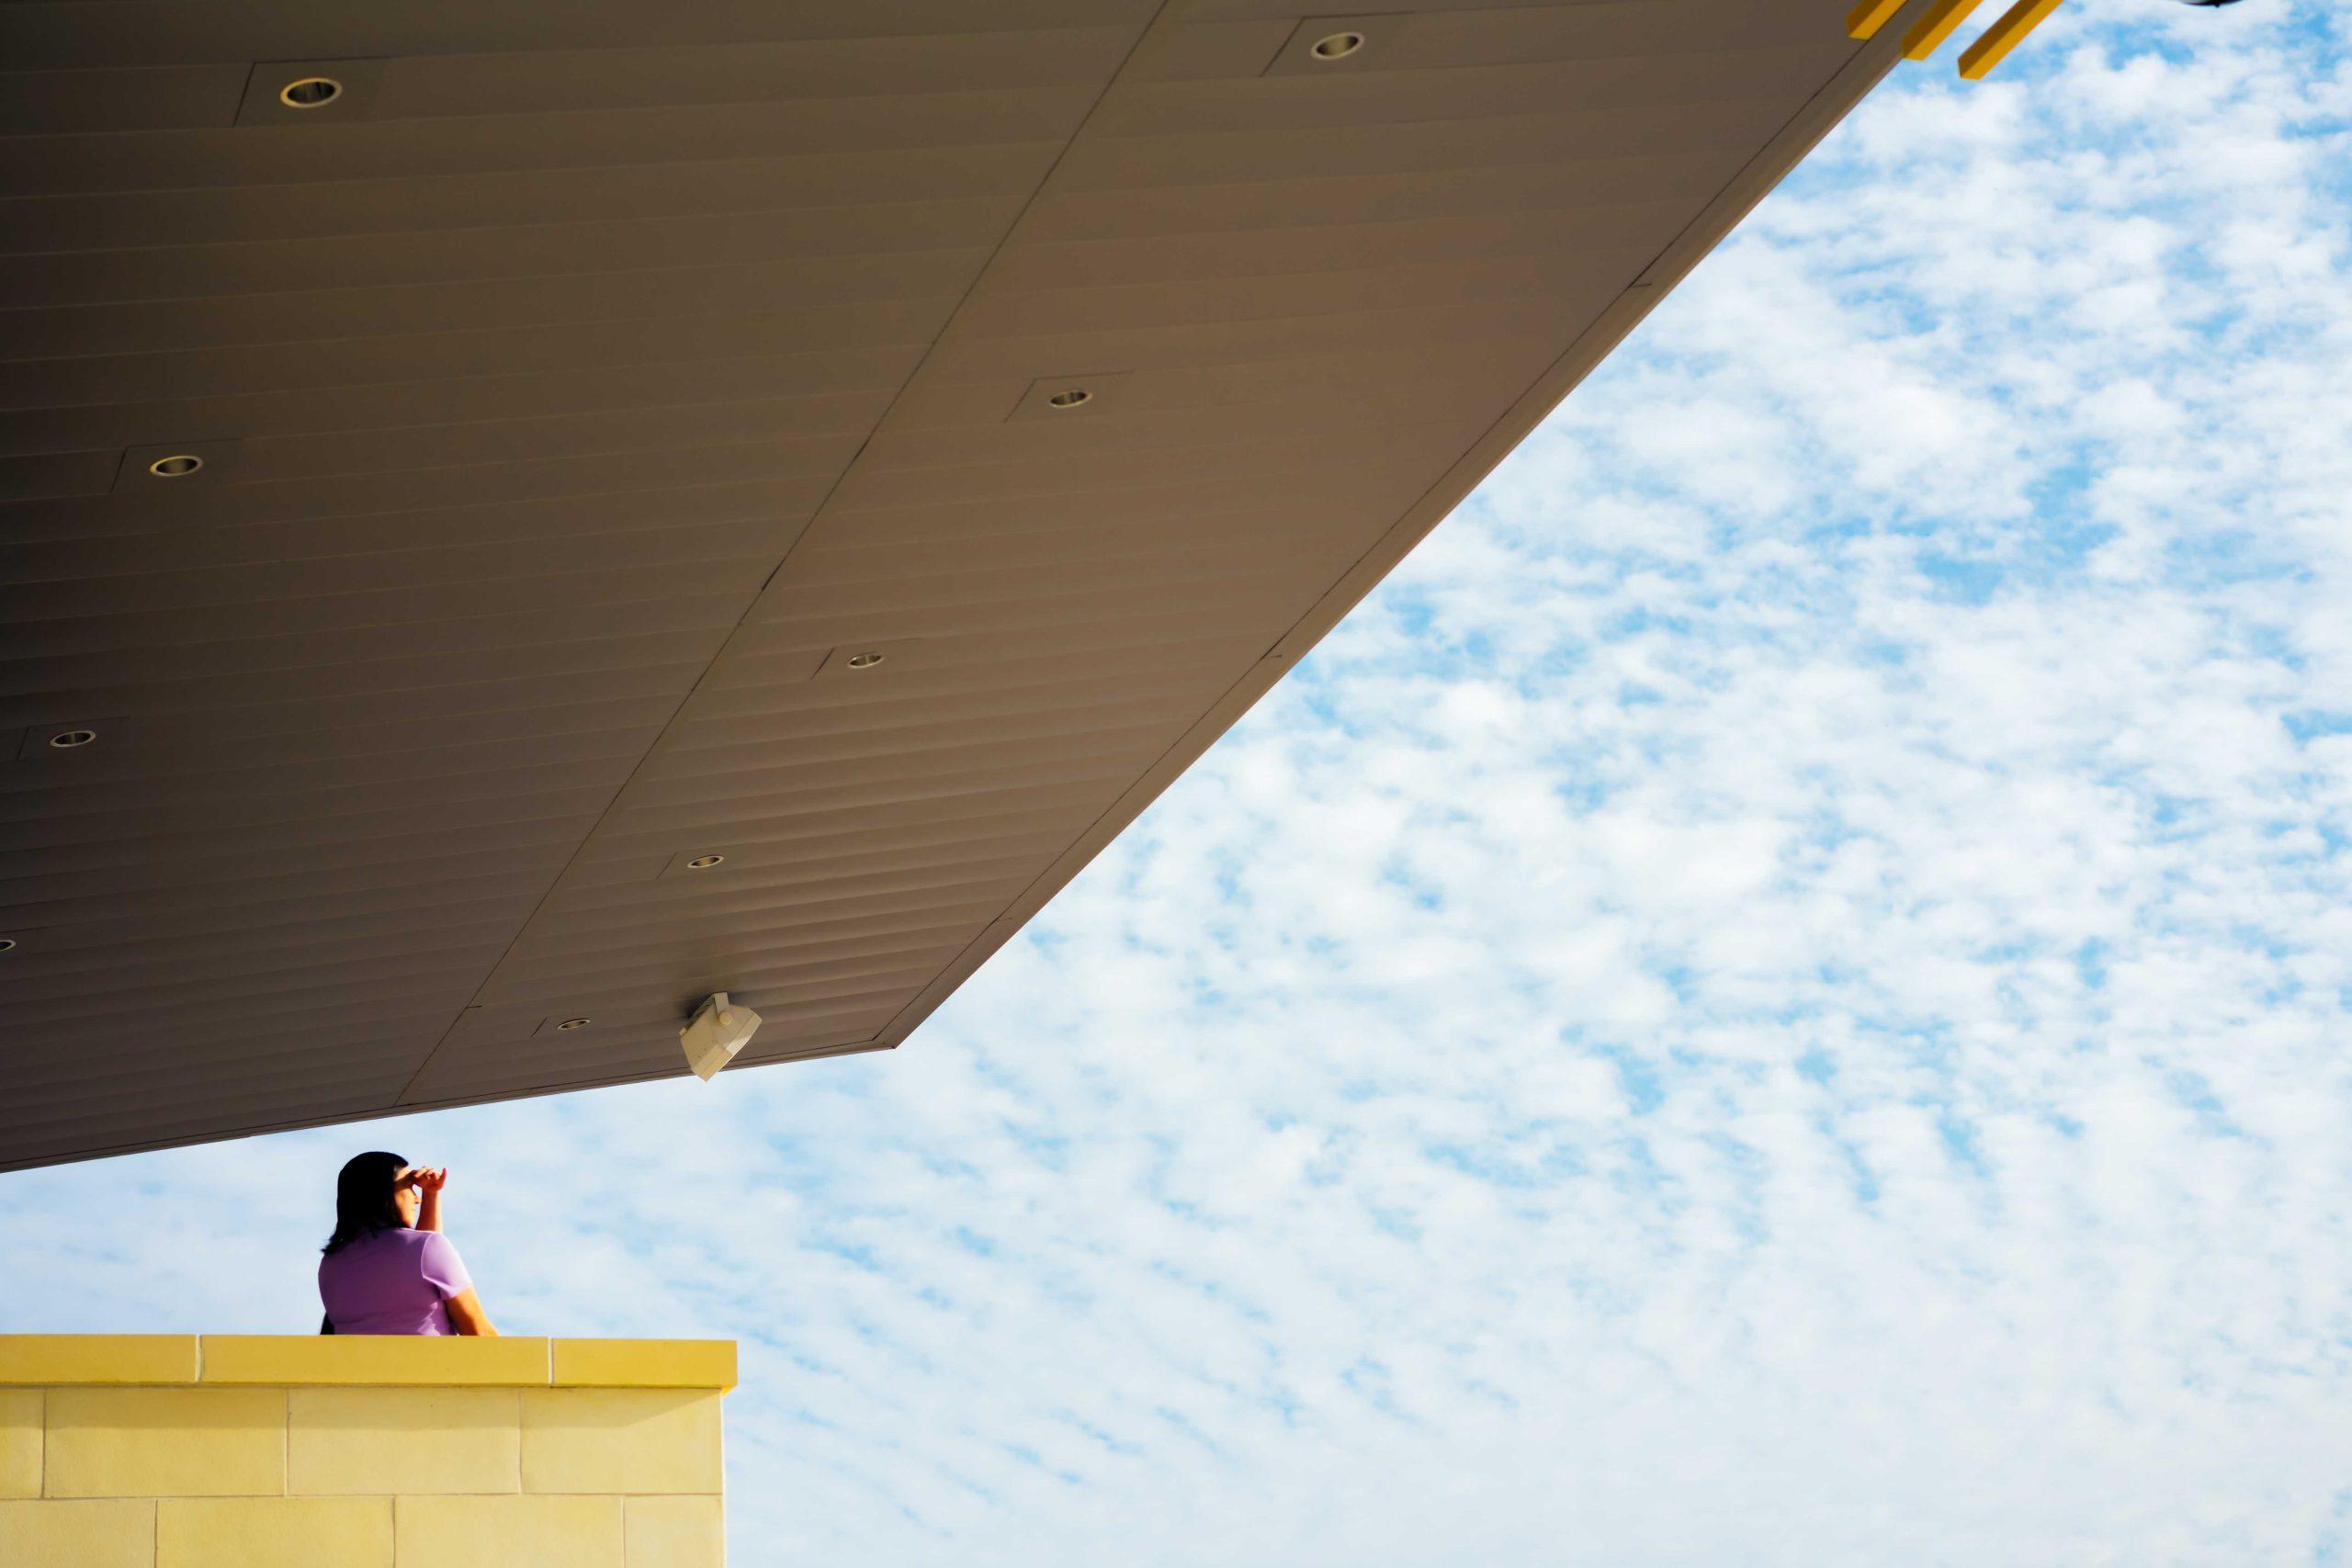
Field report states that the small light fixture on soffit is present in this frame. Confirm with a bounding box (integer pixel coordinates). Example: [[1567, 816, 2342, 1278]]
[[278, 75, 343, 108], [1008, 372, 1131, 423], [116, 440, 240, 492], [812, 641, 921, 680], [658, 847, 744, 880], [554, 1016, 591, 1031], [233, 58, 388, 126], [17, 721, 117, 760], [683, 991, 763, 1080], [1262, 14, 1410, 75]]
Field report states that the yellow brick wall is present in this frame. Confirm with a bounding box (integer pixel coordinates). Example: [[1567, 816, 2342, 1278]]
[[0, 1337, 729, 1568]]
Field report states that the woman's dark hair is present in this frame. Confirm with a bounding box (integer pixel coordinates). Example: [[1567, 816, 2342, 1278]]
[[322, 1150, 409, 1257]]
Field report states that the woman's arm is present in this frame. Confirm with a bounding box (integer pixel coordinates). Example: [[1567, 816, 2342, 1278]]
[[413, 1166, 447, 1233], [413, 1186, 492, 1335], [444, 1289, 499, 1337]]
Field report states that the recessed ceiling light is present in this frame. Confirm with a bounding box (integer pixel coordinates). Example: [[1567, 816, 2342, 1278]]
[[845, 651, 887, 670], [0, 938, 17, 953], [1046, 389, 1091, 409], [687, 853, 726, 870], [555, 1017, 590, 1031], [148, 455, 203, 478], [279, 76, 343, 108], [1311, 30, 1365, 60], [48, 729, 97, 750]]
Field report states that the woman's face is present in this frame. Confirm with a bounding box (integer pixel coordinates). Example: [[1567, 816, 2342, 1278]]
[[391, 1168, 422, 1228]]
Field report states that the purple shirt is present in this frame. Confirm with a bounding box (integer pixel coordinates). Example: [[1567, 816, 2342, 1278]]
[[318, 1228, 473, 1335]]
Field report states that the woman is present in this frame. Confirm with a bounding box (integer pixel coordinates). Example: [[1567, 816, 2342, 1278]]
[[318, 1151, 498, 1336]]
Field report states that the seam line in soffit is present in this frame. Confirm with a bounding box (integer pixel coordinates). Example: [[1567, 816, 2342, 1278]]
[[389, 3, 1180, 1106]]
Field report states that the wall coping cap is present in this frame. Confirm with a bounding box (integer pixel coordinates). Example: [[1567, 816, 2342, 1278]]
[[0, 1335, 735, 1390]]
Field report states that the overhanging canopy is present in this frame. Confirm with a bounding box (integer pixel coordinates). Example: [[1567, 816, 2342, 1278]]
[[0, 1, 1906, 1168]]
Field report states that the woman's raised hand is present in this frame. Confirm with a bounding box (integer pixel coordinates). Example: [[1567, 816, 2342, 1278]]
[[410, 1166, 449, 1233]]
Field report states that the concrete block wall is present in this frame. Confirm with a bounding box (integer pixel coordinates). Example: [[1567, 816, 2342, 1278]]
[[0, 1336, 731, 1567]]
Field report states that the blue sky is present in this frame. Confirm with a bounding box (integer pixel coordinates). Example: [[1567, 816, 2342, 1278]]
[[6, 6, 2351, 1564]]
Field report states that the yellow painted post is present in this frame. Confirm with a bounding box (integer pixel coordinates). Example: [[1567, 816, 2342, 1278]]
[[1845, 0, 1906, 39], [1900, 0, 1989, 59], [1959, 0, 2065, 78]]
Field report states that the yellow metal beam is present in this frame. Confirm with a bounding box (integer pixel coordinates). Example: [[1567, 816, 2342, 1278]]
[[1900, 0, 1989, 60], [1845, 0, 1906, 39], [1959, 0, 2065, 78]]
